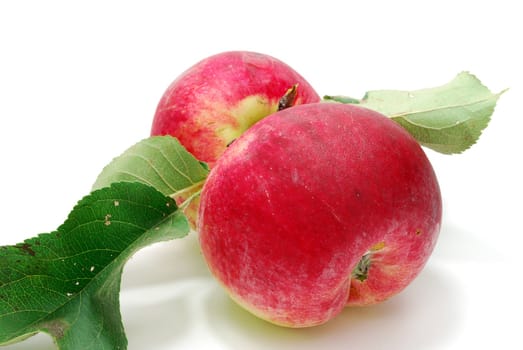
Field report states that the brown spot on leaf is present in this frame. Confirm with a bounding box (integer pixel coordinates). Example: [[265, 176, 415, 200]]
[[104, 214, 112, 226], [16, 243, 35, 256], [41, 320, 69, 340]]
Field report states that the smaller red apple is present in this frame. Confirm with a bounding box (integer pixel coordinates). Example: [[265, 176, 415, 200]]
[[151, 51, 320, 168]]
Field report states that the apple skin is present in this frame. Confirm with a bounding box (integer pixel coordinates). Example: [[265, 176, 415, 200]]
[[151, 50, 321, 168], [198, 103, 442, 327], [151, 51, 320, 229]]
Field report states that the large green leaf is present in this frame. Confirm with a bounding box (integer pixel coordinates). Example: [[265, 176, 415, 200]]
[[325, 72, 505, 154], [0, 182, 189, 349], [93, 136, 209, 196]]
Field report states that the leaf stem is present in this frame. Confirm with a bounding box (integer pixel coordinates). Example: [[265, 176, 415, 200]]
[[179, 190, 202, 211], [170, 180, 206, 199], [323, 95, 361, 104]]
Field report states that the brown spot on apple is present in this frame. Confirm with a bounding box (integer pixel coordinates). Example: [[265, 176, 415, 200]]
[[371, 241, 386, 251]]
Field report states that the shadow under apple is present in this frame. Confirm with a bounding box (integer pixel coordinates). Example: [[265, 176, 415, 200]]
[[202, 264, 462, 350], [2, 224, 468, 350], [121, 287, 191, 350], [121, 231, 210, 289]]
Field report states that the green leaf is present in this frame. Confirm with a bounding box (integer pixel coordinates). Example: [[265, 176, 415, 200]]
[[93, 136, 209, 196], [0, 182, 189, 349], [326, 72, 505, 154]]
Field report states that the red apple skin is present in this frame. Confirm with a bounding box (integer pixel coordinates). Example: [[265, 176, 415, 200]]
[[198, 103, 442, 327], [151, 51, 321, 168]]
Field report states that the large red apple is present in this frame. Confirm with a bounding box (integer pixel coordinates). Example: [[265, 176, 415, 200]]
[[198, 103, 442, 327], [151, 50, 320, 168]]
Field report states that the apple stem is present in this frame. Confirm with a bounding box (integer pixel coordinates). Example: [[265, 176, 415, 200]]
[[352, 252, 372, 282], [277, 84, 299, 111]]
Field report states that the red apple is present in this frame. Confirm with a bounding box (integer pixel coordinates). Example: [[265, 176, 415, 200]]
[[151, 51, 320, 228], [151, 50, 321, 168], [198, 103, 442, 327]]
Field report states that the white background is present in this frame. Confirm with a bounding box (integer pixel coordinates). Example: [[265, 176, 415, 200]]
[[0, 1, 521, 349]]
